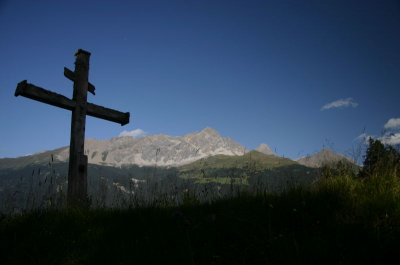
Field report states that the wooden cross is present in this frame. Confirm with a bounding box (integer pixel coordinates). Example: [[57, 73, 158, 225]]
[[14, 49, 130, 207]]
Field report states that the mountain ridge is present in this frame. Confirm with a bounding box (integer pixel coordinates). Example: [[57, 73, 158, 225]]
[[1, 127, 248, 169], [1, 128, 356, 170], [295, 148, 355, 168], [179, 150, 296, 172]]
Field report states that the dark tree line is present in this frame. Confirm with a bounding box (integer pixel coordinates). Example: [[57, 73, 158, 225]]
[[360, 138, 400, 178]]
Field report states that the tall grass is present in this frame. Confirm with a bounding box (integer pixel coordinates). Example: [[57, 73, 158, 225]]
[[1, 153, 400, 264]]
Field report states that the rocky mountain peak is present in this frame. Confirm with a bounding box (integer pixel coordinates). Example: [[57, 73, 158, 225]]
[[295, 148, 355, 168], [255, 143, 274, 155], [201, 127, 221, 137], [51, 127, 247, 168]]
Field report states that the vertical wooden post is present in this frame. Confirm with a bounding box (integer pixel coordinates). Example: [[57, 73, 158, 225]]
[[68, 49, 91, 207]]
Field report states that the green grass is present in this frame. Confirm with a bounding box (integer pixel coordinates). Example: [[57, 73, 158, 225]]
[[192, 176, 249, 185], [178, 150, 306, 186], [179, 150, 297, 171], [1, 168, 400, 264]]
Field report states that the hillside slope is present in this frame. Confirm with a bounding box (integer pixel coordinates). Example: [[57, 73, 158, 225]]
[[179, 150, 296, 172], [296, 148, 356, 168]]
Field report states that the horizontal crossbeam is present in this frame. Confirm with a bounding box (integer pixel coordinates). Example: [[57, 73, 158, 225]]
[[15, 80, 130, 126], [86, 102, 129, 125], [15, 80, 75, 110]]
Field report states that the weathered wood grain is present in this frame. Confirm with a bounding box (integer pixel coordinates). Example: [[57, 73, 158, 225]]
[[87, 103, 130, 125], [15, 81, 129, 125], [67, 50, 90, 206], [64, 67, 96, 95], [63, 67, 76, 81], [15, 80, 76, 111]]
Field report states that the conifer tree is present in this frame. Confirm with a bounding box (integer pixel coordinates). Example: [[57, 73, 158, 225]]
[[360, 138, 400, 178]]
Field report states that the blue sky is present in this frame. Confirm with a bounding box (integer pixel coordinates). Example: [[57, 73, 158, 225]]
[[0, 0, 399, 163]]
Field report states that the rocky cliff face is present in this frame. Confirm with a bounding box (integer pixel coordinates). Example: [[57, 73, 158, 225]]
[[255, 143, 274, 155], [54, 127, 248, 167]]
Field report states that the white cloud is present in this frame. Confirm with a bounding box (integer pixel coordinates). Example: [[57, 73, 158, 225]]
[[119, 129, 146, 138], [355, 133, 367, 141], [355, 133, 374, 144], [321, 98, 358, 110], [357, 118, 400, 147], [384, 118, 400, 129], [379, 133, 400, 146]]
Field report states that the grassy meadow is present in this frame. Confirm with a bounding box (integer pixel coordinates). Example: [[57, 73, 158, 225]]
[[1, 143, 400, 264]]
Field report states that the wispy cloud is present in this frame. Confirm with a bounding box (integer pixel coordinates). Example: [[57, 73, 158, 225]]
[[384, 118, 400, 129], [119, 129, 146, 138], [355, 133, 374, 144], [321, 98, 358, 111]]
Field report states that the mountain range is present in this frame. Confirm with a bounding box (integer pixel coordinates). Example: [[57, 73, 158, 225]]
[[0, 127, 358, 211], [0, 127, 353, 170]]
